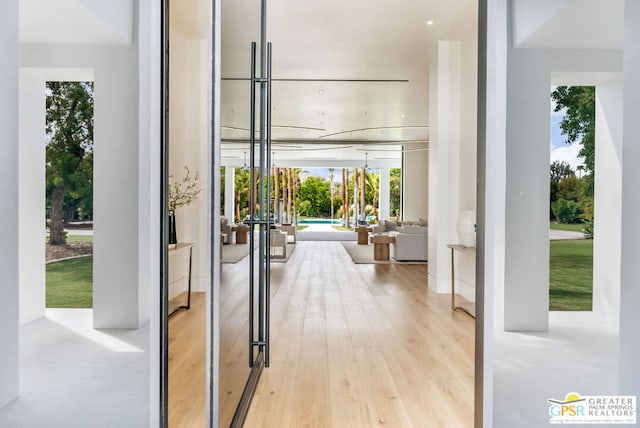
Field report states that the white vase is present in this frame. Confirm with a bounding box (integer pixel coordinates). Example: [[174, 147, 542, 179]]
[[457, 210, 476, 247]]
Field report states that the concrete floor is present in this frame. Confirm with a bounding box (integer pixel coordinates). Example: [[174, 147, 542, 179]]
[[493, 312, 619, 427], [0, 309, 149, 428]]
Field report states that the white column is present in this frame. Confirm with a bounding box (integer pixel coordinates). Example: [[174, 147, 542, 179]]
[[379, 167, 390, 220], [19, 71, 46, 325], [593, 79, 622, 329], [0, 0, 19, 407], [225, 166, 235, 222], [404, 144, 429, 221], [619, 0, 640, 395], [93, 48, 141, 329], [428, 41, 461, 294], [503, 49, 549, 331]]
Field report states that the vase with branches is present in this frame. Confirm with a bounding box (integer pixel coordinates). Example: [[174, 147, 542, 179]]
[[168, 166, 201, 245]]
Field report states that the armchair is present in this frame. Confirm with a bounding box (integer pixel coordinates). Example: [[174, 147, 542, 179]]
[[270, 229, 287, 258]]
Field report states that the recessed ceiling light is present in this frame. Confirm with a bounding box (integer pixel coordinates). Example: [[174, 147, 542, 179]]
[[401, 114, 406, 118], [426, 20, 434, 26], [318, 89, 325, 95]]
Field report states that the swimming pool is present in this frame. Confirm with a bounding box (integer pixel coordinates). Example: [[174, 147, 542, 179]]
[[297, 218, 342, 225]]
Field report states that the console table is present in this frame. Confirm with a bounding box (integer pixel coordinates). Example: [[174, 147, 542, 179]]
[[168, 242, 194, 317], [447, 244, 475, 318]]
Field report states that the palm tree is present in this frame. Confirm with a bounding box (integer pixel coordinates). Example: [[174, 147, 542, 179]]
[[234, 168, 251, 222], [365, 171, 380, 218], [328, 167, 335, 219], [342, 168, 349, 227], [273, 166, 280, 222]]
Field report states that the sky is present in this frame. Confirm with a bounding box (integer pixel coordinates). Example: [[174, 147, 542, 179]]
[[550, 94, 585, 171]]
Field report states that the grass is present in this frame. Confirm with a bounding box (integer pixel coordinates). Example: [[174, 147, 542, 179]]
[[332, 225, 353, 232], [549, 240, 593, 311], [66, 234, 93, 242], [550, 222, 584, 232], [46, 256, 93, 308], [296, 225, 308, 231], [45, 234, 93, 243]]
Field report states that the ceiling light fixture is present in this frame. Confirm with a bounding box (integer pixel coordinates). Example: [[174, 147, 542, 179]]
[[426, 20, 434, 26]]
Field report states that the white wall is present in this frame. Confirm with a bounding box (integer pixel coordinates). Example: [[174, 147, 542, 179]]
[[0, 0, 20, 408], [168, 21, 210, 293], [20, 42, 142, 329], [18, 70, 46, 326], [593, 77, 623, 329], [619, 0, 640, 396], [428, 32, 478, 295]]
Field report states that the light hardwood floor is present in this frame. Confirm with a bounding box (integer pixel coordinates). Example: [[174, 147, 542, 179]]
[[168, 292, 206, 428], [169, 241, 475, 427]]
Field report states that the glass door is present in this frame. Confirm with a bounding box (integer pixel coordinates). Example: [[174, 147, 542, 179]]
[[220, 1, 272, 426]]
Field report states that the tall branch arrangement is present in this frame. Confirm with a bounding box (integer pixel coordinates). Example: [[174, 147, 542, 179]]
[[169, 166, 201, 212]]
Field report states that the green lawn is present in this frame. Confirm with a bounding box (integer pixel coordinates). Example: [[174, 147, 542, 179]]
[[550, 222, 584, 232], [296, 225, 309, 231], [66, 234, 94, 242], [46, 256, 93, 308], [549, 240, 593, 311], [332, 225, 353, 232], [45, 234, 93, 243]]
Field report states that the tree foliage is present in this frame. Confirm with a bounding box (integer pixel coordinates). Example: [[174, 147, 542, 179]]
[[550, 161, 574, 183], [46, 81, 94, 244], [551, 86, 595, 196], [551, 199, 583, 224], [550, 86, 596, 230], [390, 168, 401, 217], [298, 176, 331, 217]]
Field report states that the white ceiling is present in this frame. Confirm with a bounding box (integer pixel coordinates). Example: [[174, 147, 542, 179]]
[[219, 0, 477, 165], [19, 0, 133, 45], [512, 0, 623, 49]]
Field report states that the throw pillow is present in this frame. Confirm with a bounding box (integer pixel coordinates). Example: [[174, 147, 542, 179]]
[[384, 220, 398, 231], [419, 217, 428, 227], [377, 221, 386, 232]]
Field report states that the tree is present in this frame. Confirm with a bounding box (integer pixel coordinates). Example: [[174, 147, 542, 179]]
[[328, 168, 335, 219], [390, 168, 401, 217], [46, 81, 94, 245], [298, 176, 331, 217], [551, 86, 595, 196], [365, 171, 379, 218], [551, 199, 583, 224], [234, 168, 251, 222], [550, 161, 574, 183]]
